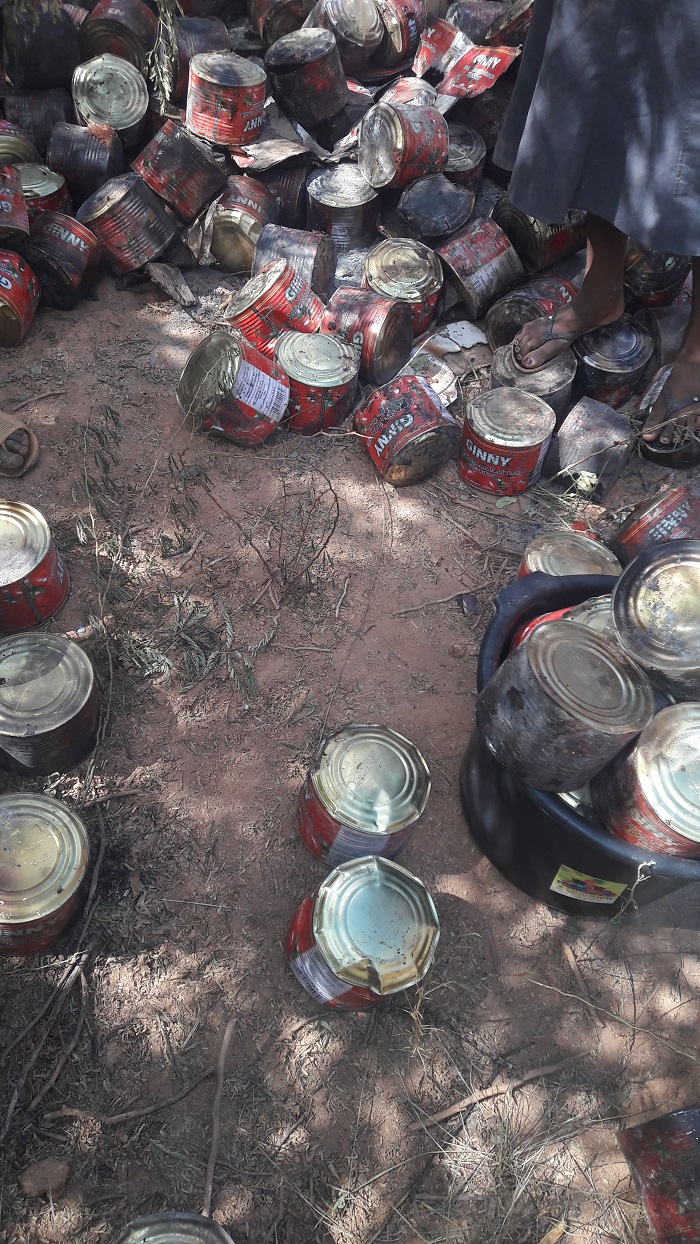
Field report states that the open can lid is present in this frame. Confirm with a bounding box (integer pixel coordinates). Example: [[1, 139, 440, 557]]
[[0, 500, 51, 587], [0, 793, 88, 925], [114, 1213, 236, 1244], [612, 538, 700, 679], [634, 704, 700, 843], [310, 723, 431, 833], [72, 54, 148, 129]]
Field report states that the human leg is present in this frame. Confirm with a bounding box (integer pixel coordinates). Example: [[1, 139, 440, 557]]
[[641, 257, 700, 445]]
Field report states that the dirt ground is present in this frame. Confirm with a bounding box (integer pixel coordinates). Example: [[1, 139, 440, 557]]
[[1, 265, 699, 1244]]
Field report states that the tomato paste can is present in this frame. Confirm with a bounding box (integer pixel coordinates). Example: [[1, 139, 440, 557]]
[[297, 723, 431, 863], [253, 223, 335, 299], [304, 0, 384, 74], [486, 275, 577, 350], [322, 287, 413, 386], [624, 240, 691, 311], [446, 125, 486, 192], [354, 373, 459, 485], [511, 594, 616, 651], [64, 4, 90, 29], [227, 259, 325, 354], [612, 539, 700, 701], [447, 0, 508, 42], [274, 331, 359, 434], [72, 53, 149, 148], [21, 211, 103, 309], [177, 329, 289, 447], [0, 794, 88, 955], [0, 166, 30, 246], [375, 0, 426, 65], [159, 16, 231, 104], [618, 1109, 700, 1243], [397, 173, 474, 241], [16, 163, 71, 220], [307, 166, 379, 254], [114, 1215, 237, 1244], [436, 217, 524, 320], [286, 855, 439, 1009], [459, 389, 555, 495], [0, 635, 98, 777], [609, 485, 700, 565], [517, 531, 622, 580], [0, 121, 40, 167], [79, 0, 157, 74], [4, 89, 73, 158], [315, 79, 375, 149], [186, 52, 266, 147], [413, 16, 469, 78], [364, 238, 443, 335], [205, 177, 280, 273], [2, 5, 80, 91], [47, 121, 124, 205], [76, 172, 178, 273], [265, 29, 348, 127], [0, 249, 41, 348], [380, 77, 437, 108], [250, 0, 317, 45], [358, 103, 449, 191], [0, 501, 70, 633], [484, 0, 534, 46], [491, 199, 587, 274], [257, 162, 311, 229], [573, 315, 654, 409], [131, 119, 227, 223], [489, 343, 577, 421]]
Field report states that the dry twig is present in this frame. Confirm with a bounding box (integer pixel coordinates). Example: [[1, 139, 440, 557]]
[[43, 1068, 214, 1126], [29, 970, 89, 1113], [202, 1016, 236, 1217], [408, 1059, 571, 1132]]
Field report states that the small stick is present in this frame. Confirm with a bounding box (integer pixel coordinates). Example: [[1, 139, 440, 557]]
[[393, 592, 466, 617], [29, 970, 89, 1112], [201, 1016, 236, 1217], [561, 940, 603, 1034], [43, 1067, 214, 1126], [334, 576, 349, 619], [273, 644, 336, 653], [1, 944, 93, 1066], [172, 531, 206, 575], [10, 389, 66, 411], [82, 787, 144, 808], [408, 1059, 571, 1132]]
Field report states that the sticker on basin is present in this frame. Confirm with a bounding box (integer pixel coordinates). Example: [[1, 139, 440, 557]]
[[550, 865, 627, 904]]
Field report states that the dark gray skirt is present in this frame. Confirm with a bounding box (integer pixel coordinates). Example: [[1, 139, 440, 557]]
[[493, 0, 700, 255]]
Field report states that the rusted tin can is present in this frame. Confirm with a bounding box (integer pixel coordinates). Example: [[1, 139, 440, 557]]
[[22, 211, 103, 309], [511, 594, 616, 650], [460, 73, 514, 150], [618, 1109, 700, 1243], [0, 794, 88, 955], [476, 620, 654, 792], [446, 125, 486, 192], [253, 223, 334, 299], [63, 4, 90, 29], [115, 1215, 236, 1244], [79, 0, 157, 74], [265, 29, 348, 127], [205, 177, 280, 273], [354, 373, 459, 485], [485, 0, 534, 46], [380, 77, 437, 108], [0, 635, 98, 777], [131, 119, 227, 223], [297, 723, 430, 863], [274, 331, 359, 434], [17, 163, 71, 220], [76, 172, 178, 273], [304, 0, 384, 74], [73, 54, 149, 148], [375, 0, 426, 65], [573, 315, 653, 409], [491, 199, 587, 274], [2, 5, 81, 90], [436, 217, 524, 321], [0, 250, 41, 348], [609, 486, 700, 565], [47, 121, 124, 205], [227, 259, 325, 354], [322, 287, 413, 386], [177, 329, 289, 446], [359, 104, 449, 191], [4, 89, 73, 158], [257, 162, 311, 229], [315, 78, 375, 149], [447, 0, 508, 42], [490, 344, 576, 421], [160, 17, 231, 104], [517, 530, 622, 580], [612, 538, 700, 701], [307, 166, 378, 255], [250, 0, 317, 45], [0, 166, 30, 246], [287, 855, 439, 1009], [624, 240, 691, 310], [459, 389, 555, 495], [364, 237, 443, 335], [0, 501, 70, 633], [486, 275, 577, 350], [635, 305, 691, 368], [0, 121, 40, 167], [186, 52, 267, 147], [397, 173, 474, 241]]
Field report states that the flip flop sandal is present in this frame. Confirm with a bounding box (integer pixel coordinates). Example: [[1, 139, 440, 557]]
[[0, 409, 40, 478], [511, 312, 579, 374], [641, 384, 700, 468]]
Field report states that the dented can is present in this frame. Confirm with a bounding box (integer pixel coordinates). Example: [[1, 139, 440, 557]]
[[79, 0, 157, 74], [397, 174, 474, 241], [226, 259, 325, 355], [253, 224, 334, 300], [0, 794, 88, 955], [208, 177, 280, 274], [489, 343, 577, 420], [131, 119, 227, 223], [612, 539, 700, 701], [609, 485, 700, 565], [573, 315, 654, 409], [186, 52, 266, 147], [511, 595, 616, 651], [76, 172, 178, 273], [436, 217, 524, 320], [72, 53, 149, 148], [354, 373, 459, 485], [177, 329, 289, 447], [304, 0, 384, 74], [358, 103, 449, 191], [486, 275, 577, 350], [160, 16, 231, 104], [274, 331, 359, 434], [624, 240, 691, 310], [47, 121, 124, 205], [380, 77, 437, 108], [517, 530, 622, 580], [64, 4, 90, 29], [446, 125, 486, 191], [484, 0, 534, 45], [22, 211, 103, 309], [375, 0, 426, 65], [307, 166, 379, 254], [0, 250, 41, 348], [257, 162, 311, 229], [16, 163, 71, 220], [0, 501, 70, 633], [250, 0, 317, 45], [322, 287, 413, 386], [0, 635, 98, 777], [0, 166, 30, 245], [460, 389, 556, 495], [365, 237, 443, 335], [0, 121, 40, 167], [265, 29, 348, 127], [4, 89, 73, 157], [491, 199, 587, 274], [286, 855, 439, 1009]]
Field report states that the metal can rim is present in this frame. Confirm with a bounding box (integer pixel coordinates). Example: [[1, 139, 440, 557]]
[[176, 329, 244, 420], [365, 236, 442, 303], [523, 531, 622, 578], [612, 538, 700, 679], [72, 53, 148, 130], [309, 722, 431, 832], [0, 634, 95, 734], [634, 703, 700, 843], [274, 330, 358, 386], [189, 50, 266, 87], [465, 387, 556, 448], [0, 793, 88, 925], [0, 499, 52, 587]]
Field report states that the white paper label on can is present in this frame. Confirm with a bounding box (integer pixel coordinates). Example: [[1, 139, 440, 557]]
[[327, 825, 391, 867], [550, 865, 627, 904], [233, 359, 288, 422], [290, 945, 348, 1004]]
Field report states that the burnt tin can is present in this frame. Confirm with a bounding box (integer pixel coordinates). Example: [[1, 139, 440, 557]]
[[287, 855, 439, 1009], [47, 121, 124, 205], [624, 240, 691, 310], [22, 211, 103, 309], [618, 1109, 700, 1244], [0, 121, 40, 167], [257, 162, 311, 229], [380, 77, 437, 108], [436, 217, 524, 320], [637, 366, 700, 470], [0, 501, 70, 633], [114, 1216, 236, 1244], [4, 89, 73, 158], [354, 373, 459, 486], [304, 0, 384, 74], [250, 0, 317, 45], [76, 172, 178, 274], [573, 315, 654, 409], [365, 237, 443, 335], [322, 287, 413, 386], [0, 794, 88, 955], [446, 1, 508, 42], [358, 103, 449, 191], [16, 163, 71, 220], [2, 5, 81, 90], [0, 635, 98, 777], [0, 250, 41, 348], [484, 0, 534, 46], [476, 620, 654, 792], [460, 74, 514, 150], [207, 177, 280, 273], [297, 723, 430, 863], [226, 259, 325, 354], [375, 0, 426, 65], [543, 396, 632, 500], [446, 125, 486, 192], [79, 0, 157, 74], [253, 223, 335, 299], [460, 389, 555, 495], [72, 53, 149, 148], [490, 343, 577, 421], [0, 166, 30, 246], [265, 29, 348, 127], [161, 17, 231, 104], [486, 275, 577, 350], [491, 198, 587, 274], [64, 4, 90, 29], [186, 51, 267, 147], [177, 329, 289, 446], [609, 485, 700, 565], [397, 174, 474, 241], [274, 331, 359, 433], [131, 119, 227, 223], [517, 530, 622, 580], [314, 78, 375, 149], [307, 166, 379, 254], [612, 539, 700, 701]]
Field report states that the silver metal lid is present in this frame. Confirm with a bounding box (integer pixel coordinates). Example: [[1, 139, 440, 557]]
[[0, 121, 39, 166], [113, 1213, 236, 1244], [446, 125, 486, 172], [465, 388, 555, 449], [307, 165, 377, 209], [0, 793, 88, 926], [575, 314, 653, 373], [310, 723, 431, 833], [177, 330, 244, 421], [0, 500, 51, 587], [632, 704, 700, 843], [225, 259, 287, 318], [566, 594, 616, 640], [189, 51, 266, 88], [0, 635, 94, 736], [274, 331, 358, 386], [358, 102, 406, 189], [365, 237, 442, 303], [491, 342, 577, 395], [612, 539, 700, 683], [523, 531, 622, 577], [72, 54, 148, 129], [16, 163, 66, 200]]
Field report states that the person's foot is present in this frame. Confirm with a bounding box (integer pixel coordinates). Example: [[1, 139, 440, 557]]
[[0, 430, 30, 472], [512, 286, 625, 371], [641, 347, 700, 446]]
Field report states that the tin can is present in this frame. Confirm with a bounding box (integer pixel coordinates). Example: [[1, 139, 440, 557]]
[[64, 4, 90, 29], [460, 74, 513, 150], [16, 163, 71, 220], [250, 0, 317, 45], [0, 166, 30, 245], [354, 373, 459, 485], [72, 54, 149, 148], [287, 855, 439, 1009], [446, 125, 486, 192], [573, 315, 654, 409], [472, 173, 507, 218], [0, 794, 88, 955], [177, 329, 289, 447], [207, 177, 280, 274], [636, 366, 700, 470], [79, 0, 157, 74], [0, 121, 40, 167], [485, 0, 534, 46], [297, 723, 431, 863], [609, 485, 700, 566], [159, 17, 231, 104], [226, 259, 326, 353], [634, 305, 691, 368], [186, 52, 266, 147], [624, 240, 691, 310], [612, 538, 700, 701], [131, 119, 227, 223], [114, 1215, 236, 1244], [491, 198, 587, 274], [476, 620, 654, 792], [4, 89, 73, 158], [436, 217, 524, 321], [486, 275, 577, 350], [0, 250, 41, 348], [543, 396, 632, 500], [2, 5, 80, 91], [618, 1109, 700, 1244], [307, 166, 379, 254], [315, 79, 375, 149], [274, 331, 359, 434], [365, 238, 443, 335], [517, 530, 622, 580], [322, 287, 413, 386], [47, 121, 124, 205], [0, 635, 98, 776], [399, 174, 474, 242], [446, 0, 508, 42], [257, 162, 311, 229], [380, 78, 437, 108], [0, 501, 70, 633], [76, 172, 178, 274], [21, 211, 103, 309], [253, 223, 334, 299], [511, 594, 616, 650], [265, 29, 348, 127], [489, 344, 576, 421], [304, 0, 384, 74], [375, 0, 426, 65], [459, 389, 555, 495], [359, 103, 448, 191]]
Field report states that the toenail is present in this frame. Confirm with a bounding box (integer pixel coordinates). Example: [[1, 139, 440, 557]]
[[524, 357, 533, 366]]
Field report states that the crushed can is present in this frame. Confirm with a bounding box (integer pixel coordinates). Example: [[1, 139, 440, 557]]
[[397, 173, 474, 241], [489, 343, 577, 420], [380, 77, 437, 108], [375, 0, 426, 65], [185, 51, 266, 147], [460, 389, 556, 495], [573, 315, 654, 409], [609, 485, 700, 565], [0, 249, 41, 348], [265, 28, 348, 127], [21, 211, 103, 309], [304, 0, 384, 74], [177, 329, 290, 447], [274, 331, 359, 434], [517, 530, 622, 580], [76, 172, 178, 273], [78, 0, 157, 74], [47, 120, 124, 205], [307, 165, 379, 254], [226, 259, 326, 355], [131, 118, 227, 223], [364, 237, 443, 335], [436, 217, 524, 320], [322, 287, 413, 385], [0, 165, 30, 249], [543, 396, 633, 501], [0, 635, 98, 777], [354, 373, 459, 485], [358, 102, 449, 190], [491, 198, 587, 273], [253, 223, 335, 300]]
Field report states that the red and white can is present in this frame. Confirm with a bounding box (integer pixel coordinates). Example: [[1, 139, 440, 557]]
[[459, 389, 555, 496], [226, 259, 325, 355], [0, 164, 30, 244], [609, 485, 700, 565], [177, 330, 289, 447], [17, 163, 71, 219], [322, 287, 413, 386], [0, 501, 70, 634], [131, 118, 227, 223], [436, 217, 524, 320], [380, 77, 436, 108], [354, 373, 459, 486], [364, 238, 443, 336], [358, 102, 449, 190], [274, 332, 359, 435], [185, 52, 266, 147], [413, 17, 469, 78], [0, 249, 41, 348], [375, 0, 425, 64]]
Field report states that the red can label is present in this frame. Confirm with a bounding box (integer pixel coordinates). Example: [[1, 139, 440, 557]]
[[25, 182, 72, 221], [286, 890, 380, 1009], [354, 374, 456, 475], [286, 376, 357, 436], [438, 219, 522, 318], [230, 265, 325, 350], [409, 289, 440, 336], [297, 773, 413, 862], [0, 542, 70, 634], [0, 248, 41, 344], [376, 0, 424, 58], [30, 213, 101, 288], [0, 165, 29, 238], [186, 71, 266, 147], [526, 276, 576, 317], [612, 486, 700, 562], [390, 105, 449, 188], [413, 17, 465, 77], [605, 773, 700, 858], [438, 42, 520, 99], [458, 419, 550, 495]]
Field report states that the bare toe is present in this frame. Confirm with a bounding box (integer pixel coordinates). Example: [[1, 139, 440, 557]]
[[0, 448, 26, 471], [5, 430, 29, 455]]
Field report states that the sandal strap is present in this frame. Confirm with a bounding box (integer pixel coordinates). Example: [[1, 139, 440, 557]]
[[662, 391, 700, 419]]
